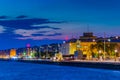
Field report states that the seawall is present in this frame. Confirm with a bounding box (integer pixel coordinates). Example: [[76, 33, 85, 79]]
[[17, 60, 120, 70]]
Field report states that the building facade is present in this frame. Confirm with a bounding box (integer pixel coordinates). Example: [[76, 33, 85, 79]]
[[60, 32, 120, 60]]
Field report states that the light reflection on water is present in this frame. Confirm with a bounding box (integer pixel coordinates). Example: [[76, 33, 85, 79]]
[[0, 61, 120, 80]]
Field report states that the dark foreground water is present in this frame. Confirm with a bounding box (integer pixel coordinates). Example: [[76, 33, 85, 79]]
[[0, 61, 120, 80]]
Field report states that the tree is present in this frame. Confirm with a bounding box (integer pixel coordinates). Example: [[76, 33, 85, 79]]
[[90, 44, 97, 58], [90, 41, 117, 59]]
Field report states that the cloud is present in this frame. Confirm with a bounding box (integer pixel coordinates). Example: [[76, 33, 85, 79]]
[[16, 15, 28, 19], [46, 33, 62, 36], [14, 28, 61, 36], [51, 27, 61, 30], [32, 34, 45, 36], [0, 17, 64, 40], [13, 22, 86, 40], [31, 32, 62, 37], [31, 22, 93, 39], [16, 36, 64, 40], [0, 18, 63, 30], [0, 25, 6, 33], [31, 25, 61, 30], [0, 16, 9, 19], [14, 29, 48, 37], [14, 27, 62, 40], [37, 31, 50, 33], [31, 22, 83, 34]]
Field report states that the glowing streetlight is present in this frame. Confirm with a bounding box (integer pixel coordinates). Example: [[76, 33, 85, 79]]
[[99, 50, 102, 61], [114, 49, 118, 61], [98, 50, 102, 54], [93, 39, 95, 42], [108, 39, 111, 42], [69, 43, 71, 46], [116, 36, 118, 39], [115, 49, 117, 53], [103, 33, 106, 60]]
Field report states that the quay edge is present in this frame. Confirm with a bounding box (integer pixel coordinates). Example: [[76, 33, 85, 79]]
[[17, 59, 120, 70]]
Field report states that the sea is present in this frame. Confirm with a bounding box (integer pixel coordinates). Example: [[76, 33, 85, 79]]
[[0, 61, 120, 80]]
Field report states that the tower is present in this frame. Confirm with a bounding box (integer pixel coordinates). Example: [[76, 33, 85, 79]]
[[26, 44, 30, 56]]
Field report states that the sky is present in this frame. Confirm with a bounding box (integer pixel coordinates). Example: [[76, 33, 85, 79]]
[[0, 0, 120, 49]]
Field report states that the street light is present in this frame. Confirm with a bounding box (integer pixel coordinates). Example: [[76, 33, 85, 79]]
[[98, 50, 102, 54], [114, 49, 118, 61], [108, 39, 111, 42], [103, 32, 106, 60], [116, 36, 118, 39], [99, 50, 102, 61], [93, 39, 95, 42]]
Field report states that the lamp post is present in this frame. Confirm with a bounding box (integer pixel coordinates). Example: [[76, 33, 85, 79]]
[[98, 50, 102, 55], [108, 38, 111, 58], [99, 50, 102, 61], [114, 49, 117, 61], [103, 32, 106, 60], [116, 36, 118, 39], [108, 39, 111, 42], [93, 39, 95, 42]]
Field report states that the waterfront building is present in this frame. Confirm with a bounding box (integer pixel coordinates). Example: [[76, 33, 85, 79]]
[[1, 32, 120, 61], [60, 32, 97, 59], [80, 32, 97, 42], [10, 49, 16, 58], [60, 32, 120, 60], [96, 36, 120, 59], [0, 49, 10, 58], [16, 48, 26, 57]]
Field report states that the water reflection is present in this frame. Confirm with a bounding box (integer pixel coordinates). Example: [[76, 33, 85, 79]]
[[0, 61, 120, 80]]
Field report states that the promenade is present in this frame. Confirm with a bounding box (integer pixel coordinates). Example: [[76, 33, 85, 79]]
[[16, 59, 120, 70], [1, 57, 120, 70]]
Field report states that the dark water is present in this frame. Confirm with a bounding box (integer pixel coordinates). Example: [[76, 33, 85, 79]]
[[0, 61, 120, 80]]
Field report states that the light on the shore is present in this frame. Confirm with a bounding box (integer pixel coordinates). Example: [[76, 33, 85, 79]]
[[115, 49, 118, 53]]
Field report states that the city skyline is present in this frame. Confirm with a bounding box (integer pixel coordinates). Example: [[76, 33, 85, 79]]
[[0, 0, 120, 49]]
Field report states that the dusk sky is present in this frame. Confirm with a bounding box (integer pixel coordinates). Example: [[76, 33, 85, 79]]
[[0, 0, 120, 49]]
